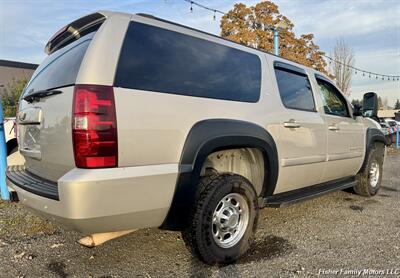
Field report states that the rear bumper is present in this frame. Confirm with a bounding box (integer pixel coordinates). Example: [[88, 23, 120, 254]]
[[7, 164, 178, 234]]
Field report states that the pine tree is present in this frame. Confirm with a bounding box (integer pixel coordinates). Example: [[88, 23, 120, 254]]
[[394, 99, 400, 110]]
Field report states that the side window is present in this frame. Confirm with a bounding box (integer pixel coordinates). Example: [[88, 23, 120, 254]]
[[274, 66, 316, 112], [115, 22, 261, 103], [316, 78, 350, 117]]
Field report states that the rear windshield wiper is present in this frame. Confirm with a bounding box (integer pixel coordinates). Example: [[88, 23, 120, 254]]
[[23, 89, 62, 103]]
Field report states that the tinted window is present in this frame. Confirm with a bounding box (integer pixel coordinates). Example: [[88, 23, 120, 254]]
[[24, 36, 91, 96], [274, 67, 315, 111], [316, 78, 349, 117], [115, 22, 261, 102]]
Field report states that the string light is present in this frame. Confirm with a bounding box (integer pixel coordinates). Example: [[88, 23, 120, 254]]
[[324, 54, 400, 82], [181, 0, 400, 82]]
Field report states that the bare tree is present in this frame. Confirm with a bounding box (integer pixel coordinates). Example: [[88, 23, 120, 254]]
[[382, 97, 389, 109], [331, 38, 355, 97]]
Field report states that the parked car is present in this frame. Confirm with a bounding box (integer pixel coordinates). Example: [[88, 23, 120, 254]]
[[6, 11, 388, 264], [384, 119, 399, 143], [385, 119, 399, 131], [380, 122, 391, 135]]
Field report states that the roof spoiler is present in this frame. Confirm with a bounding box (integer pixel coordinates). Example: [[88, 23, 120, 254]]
[[45, 12, 106, 55]]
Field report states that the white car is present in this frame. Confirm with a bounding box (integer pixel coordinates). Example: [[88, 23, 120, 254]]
[[4, 117, 18, 155]]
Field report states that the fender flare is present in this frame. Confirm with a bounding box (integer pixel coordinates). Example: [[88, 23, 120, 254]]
[[358, 127, 388, 173], [161, 119, 278, 230]]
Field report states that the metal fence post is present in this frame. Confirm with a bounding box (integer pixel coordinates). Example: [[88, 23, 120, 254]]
[[0, 101, 9, 200]]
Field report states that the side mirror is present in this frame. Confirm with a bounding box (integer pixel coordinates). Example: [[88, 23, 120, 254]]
[[362, 92, 378, 118], [353, 104, 362, 117]]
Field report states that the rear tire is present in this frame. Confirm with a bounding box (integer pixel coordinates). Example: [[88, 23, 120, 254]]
[[182, 174, 259, 265], [354, 143, 384, 196]]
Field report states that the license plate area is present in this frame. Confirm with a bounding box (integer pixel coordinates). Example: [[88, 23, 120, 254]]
[[18, 107, 42, 160], [19, 125, 41, 160]]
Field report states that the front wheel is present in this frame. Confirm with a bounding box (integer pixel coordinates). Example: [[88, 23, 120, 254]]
[[182, 174, 259, 265], [354, 143, 384, 196]]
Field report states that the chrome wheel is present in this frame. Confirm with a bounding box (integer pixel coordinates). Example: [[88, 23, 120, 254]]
[[369, 161, 380, 188], [212, 193, 249, 249]]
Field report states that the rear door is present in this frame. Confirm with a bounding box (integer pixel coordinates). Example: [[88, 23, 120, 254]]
[[17, 13, 111, 182], [273, 62, 327, 193], [314, 76, 364, 182], [18, 37, 93, 181]]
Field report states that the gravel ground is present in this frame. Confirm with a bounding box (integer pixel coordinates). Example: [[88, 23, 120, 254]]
[[0, 149, 399, 278]]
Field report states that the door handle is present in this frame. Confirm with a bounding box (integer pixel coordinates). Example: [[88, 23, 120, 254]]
[[283, 120, 301, 128], [329, 125, 340, 131]]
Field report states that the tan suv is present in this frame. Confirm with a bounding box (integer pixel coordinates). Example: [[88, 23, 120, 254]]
[[7, 11, 387, 264]]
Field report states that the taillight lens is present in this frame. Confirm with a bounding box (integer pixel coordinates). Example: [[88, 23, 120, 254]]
[[72, 85, 118, 168]]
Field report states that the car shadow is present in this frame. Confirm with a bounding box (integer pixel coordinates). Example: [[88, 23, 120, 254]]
[[186, 234, 296, 276]]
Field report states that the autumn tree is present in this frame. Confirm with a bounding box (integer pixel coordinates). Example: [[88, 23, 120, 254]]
[[220, 1, 328, 74], [2, 78, 27, 117], [331, 38, 355, 96]]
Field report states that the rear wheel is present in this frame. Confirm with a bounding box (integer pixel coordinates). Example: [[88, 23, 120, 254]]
[[182, 174, 259, 265], [354, 143, 384, 196]]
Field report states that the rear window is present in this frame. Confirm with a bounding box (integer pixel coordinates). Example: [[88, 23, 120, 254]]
[[23, 36, 91, 97], [274, 67, 315, 112], [115, 22, 261, 103]]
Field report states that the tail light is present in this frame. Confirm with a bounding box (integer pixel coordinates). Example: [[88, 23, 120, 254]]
[[72, 85, 118, 168]]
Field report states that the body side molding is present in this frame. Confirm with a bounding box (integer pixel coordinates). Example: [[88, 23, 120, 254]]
[[161, 119, 279, 230]]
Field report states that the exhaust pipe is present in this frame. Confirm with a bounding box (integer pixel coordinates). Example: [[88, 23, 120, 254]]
[[78, 229, 137, 247]]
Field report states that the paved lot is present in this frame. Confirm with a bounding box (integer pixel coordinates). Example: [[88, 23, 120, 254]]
[[0, 149, 399, 277]]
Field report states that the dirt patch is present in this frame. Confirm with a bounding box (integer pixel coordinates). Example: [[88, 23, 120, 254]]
[[378, 194, 391, 197], [47, 261, 68, 278], [349, 205, 364, 212], [0, 152, 399, 277], [238, 235, 295, 264]]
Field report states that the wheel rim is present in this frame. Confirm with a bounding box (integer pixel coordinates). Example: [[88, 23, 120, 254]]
[[212, 193, 249, 249], [369, 161, 380, 188]]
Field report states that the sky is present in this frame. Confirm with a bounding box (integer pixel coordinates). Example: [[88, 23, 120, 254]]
[[0, 0, 399, 104]]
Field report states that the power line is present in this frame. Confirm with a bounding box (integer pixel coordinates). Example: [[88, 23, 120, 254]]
[[179, 0, 400, 81]]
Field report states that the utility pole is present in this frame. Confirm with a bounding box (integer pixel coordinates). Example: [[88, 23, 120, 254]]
[[272, 21, 288, 56], [274, 28, 279, 56]]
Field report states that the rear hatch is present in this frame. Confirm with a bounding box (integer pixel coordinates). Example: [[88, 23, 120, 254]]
[[18, 13, 105, 182]]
